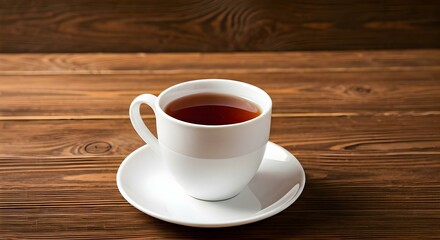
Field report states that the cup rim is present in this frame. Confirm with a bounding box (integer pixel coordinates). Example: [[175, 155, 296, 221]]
[[155, 79, 272, 128]]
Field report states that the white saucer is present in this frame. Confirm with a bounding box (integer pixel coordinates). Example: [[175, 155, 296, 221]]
[[116, 142, 306, 228]]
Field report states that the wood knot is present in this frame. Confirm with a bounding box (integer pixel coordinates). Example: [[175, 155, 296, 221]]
[[345, 86, 372, 95], [84, 141, 112, 154], [354, 86, 371, 94]]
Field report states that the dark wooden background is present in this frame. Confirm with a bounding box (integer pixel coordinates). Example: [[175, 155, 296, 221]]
[[1, 0, 439, 53]]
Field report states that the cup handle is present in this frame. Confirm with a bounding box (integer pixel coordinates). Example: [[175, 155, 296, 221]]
[[129, 94, 161, 157]]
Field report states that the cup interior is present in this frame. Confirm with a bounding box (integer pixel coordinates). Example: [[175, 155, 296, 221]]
[[157, 79, 271, 121]]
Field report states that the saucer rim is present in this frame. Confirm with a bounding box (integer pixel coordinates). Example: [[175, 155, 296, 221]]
[[116, 141, 306, 228]]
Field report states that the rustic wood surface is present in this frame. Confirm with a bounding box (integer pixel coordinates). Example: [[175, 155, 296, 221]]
[[0, 50, 439, 239], [1, 0, 439, 53]]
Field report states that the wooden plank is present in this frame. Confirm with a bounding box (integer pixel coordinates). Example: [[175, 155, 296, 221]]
[[1, 117, 439, 238], [0, 119, 142, 159], [0, 50, 439, 74], [0, 116, 439, 159], [0, 1, 439, 53], [1, 70, 439, 118], [0, 190, 438, 239]]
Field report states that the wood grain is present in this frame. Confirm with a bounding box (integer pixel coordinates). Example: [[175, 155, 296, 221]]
[[1, 51, 438, 119], [1, 50, 439, 74], [1, 69, 439, 118], [0, 116, 438, 159], [1, 116, 439, 239], [0, 0, 439, 53]]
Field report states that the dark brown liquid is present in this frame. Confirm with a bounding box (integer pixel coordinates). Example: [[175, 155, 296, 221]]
[[164, 93, 261, 125]]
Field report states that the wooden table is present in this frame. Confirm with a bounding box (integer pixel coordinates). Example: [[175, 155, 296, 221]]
[[1, 50, 439, 239]]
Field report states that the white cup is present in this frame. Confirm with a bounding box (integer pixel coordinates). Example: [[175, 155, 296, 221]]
[[129, 79, 272, 201]]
